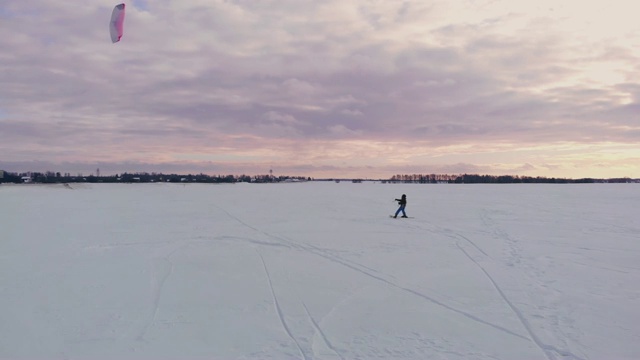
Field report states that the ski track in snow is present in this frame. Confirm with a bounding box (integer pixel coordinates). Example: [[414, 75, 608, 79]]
[[413, 209, 591, 360], [224, 205, 346, 359], [394, 217, 491, 258], [301, 301, 345, 360], [195, 234, 293, 250], [257, 250, 308, 360], [456, 242, 586, 360], [135, 242, 189, 342], [221, 207, 531, 345], [473, 208, 591, 360]]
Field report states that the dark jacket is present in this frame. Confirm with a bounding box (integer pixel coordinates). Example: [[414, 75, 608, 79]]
[[395, 195, 407, 206]]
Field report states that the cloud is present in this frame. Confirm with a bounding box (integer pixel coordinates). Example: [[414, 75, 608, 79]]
[[1, 0, 639, 178]]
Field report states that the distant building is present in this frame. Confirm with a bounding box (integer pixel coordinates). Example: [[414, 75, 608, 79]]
[[21, 176, 32, 183], [0, 170, 4, 179]]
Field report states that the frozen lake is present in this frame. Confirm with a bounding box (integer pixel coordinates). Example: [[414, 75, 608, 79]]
[[1, 182, 639, 359]]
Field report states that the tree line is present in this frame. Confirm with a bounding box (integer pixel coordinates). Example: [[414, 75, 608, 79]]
[[0, 171, 311, 184], [388, 174, 637, 184], [1, 170, 636, 184]]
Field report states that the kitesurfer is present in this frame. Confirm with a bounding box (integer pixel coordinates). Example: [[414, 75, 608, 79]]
[[393, 194, 408, 218]]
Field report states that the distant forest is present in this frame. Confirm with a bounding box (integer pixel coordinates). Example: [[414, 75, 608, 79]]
[[387, 174, 638, 184], [1, 170, 637, 184], [0, 171, 309, 184]]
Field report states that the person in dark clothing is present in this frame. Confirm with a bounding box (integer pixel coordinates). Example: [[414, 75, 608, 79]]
[[394, 194, 407, 218]]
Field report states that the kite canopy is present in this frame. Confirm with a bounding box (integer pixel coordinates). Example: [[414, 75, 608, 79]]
[[109, 3, 125, 43]]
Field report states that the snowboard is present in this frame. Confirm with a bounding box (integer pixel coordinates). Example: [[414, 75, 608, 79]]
[[389, 215, 414, 218]]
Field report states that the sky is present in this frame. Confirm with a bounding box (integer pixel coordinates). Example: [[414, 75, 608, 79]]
[[1, 0, 639, 179]]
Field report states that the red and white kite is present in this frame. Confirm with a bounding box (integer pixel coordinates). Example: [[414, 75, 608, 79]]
[[109, 3, 125, 43]]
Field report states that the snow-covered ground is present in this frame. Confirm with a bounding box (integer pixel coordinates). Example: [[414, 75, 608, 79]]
[[1, 182, 638, 360]]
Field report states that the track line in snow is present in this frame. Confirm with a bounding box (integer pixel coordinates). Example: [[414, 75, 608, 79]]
[[287, 236, 527, 341], [193, 234, 291, 249], [224, 208, 528, 342], [318, 250, 528, 340], [452, 232, 489, 257], [456, 242, 586, 360], [302, 302, 345, 360], [274, 235, 529, 341], [257, 250, 308, 360], [217, 207, 294, 249], [83, 240, 177, 252], [395, 216, 491, 258], [135, 242, 188, 342], [222, 207, 405, 283], [296, 241, 389, 278], [419, 221, 490, 258]]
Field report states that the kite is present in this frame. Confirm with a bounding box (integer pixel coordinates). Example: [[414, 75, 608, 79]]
[[109, 3, 125, 43]]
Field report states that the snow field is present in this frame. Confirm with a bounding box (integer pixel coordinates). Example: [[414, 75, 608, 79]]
[[1, 182, 639, 359]]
